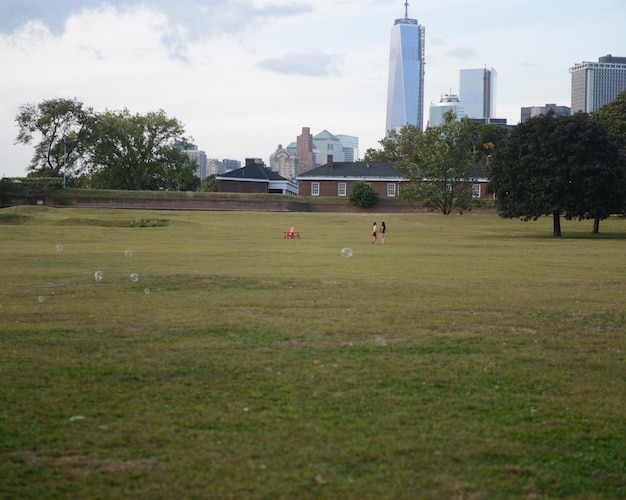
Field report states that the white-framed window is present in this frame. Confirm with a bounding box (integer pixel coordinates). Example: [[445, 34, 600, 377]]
[[387, 183, 396, 197], [311, 182, 320, 196], [338, 183, 347, 196], [472, 183, 481, 198]]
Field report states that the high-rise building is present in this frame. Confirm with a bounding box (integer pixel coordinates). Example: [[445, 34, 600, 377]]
[[570, 55, 626, 113], [336, 134, 359, 162], [269, 144, 297, 180], [385, 1, 425, 133], [429, 94, 464, 127], [296, 127, 315, 175], [459, 68, 497, 121], [313, 130, 346, 166]]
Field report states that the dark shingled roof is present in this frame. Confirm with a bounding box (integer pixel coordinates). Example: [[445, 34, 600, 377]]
[[298, 161, 403, 179], [219, 164, 287, 181]]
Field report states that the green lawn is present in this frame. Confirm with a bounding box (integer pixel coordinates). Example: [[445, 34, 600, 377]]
[[1, 206, 625, 498]]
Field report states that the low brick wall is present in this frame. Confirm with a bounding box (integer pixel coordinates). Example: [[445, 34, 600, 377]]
[[8, 196, 498, 214]]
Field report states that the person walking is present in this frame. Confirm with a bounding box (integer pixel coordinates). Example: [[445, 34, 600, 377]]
[[380, 221, 386, 244], [371, 222, 377, 244]]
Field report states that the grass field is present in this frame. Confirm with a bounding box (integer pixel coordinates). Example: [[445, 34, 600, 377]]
[[1, 206, 625, 499]]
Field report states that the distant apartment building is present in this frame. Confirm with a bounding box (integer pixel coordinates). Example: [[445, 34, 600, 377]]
[[175, 141, 208, 180], [269, 144, 297, 180], [313, 130, 346, 166], [570, 54, 626, 113], [429, 94, 464, 127], [296, 127, 315, 175], [207, 158, 241, 176], [520, 103, 571, 122], [336, 134, 359, 162], [459, 68, 497, 121]]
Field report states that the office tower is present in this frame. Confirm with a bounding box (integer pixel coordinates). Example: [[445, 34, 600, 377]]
[[385, 1, 425, 133], [296, 127, 315, 175], [336, 134, 359, 162], [429, 94, 464, 127], [313, 130, 346, 165], [570, 55, 626, 113], [459, 68, 497, 121], [520, 103, 571, 123]]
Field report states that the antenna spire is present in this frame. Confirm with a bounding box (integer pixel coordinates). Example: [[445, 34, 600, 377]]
[[404, 1, 409, 19]]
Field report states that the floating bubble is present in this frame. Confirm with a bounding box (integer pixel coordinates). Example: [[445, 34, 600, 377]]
[[94, 271, 103, 282], [124, 249, 134, 258], [375, 335, 387, 347], [38, 296, 45, 303], [130, 273, 139, 283], [341, 247, 353, 258], [144, 288, 151, 295], [55, 244, 63, 252]]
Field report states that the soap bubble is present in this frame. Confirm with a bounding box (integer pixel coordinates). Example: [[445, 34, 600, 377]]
[[124, 249, 134, 258], [130, 273, 139, 283], [375, 335, 387, 347], [144, 288, 151, 295], [94, 271, 103, 282], [55, 244, 63, 252], [341, 247, 353, 258], [38, 296, 45, 303]]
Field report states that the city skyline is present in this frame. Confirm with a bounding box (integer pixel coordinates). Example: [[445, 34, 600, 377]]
[[1, 0, 625, 178]]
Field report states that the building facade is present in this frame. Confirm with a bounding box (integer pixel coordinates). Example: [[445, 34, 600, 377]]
[[313, 130, 346, 166], [269, 144, 297, 180], [336, 134, 359, 162], [385, 1, 425, 133], [459, 68, 497, 121], [570, 55, 626, 113], [520, 103, 571, 122], [297, 156, 405, 198], [296, 127, 315, 175], [429, 94, 464, 127]]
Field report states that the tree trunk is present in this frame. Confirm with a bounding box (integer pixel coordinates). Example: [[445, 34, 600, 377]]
[[592, 215, 600, 234], [553, 210, 561, 237]]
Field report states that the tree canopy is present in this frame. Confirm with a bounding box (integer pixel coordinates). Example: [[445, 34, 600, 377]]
[[395, 112, 485, 214], [15, 98, 96, 180], [88, 109, 198, 191], [489, 111, 625, 236], [15, 98, 199, 191]]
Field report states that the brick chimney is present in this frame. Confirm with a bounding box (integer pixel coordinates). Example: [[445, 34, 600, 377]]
[[327, 154, 333, 168]]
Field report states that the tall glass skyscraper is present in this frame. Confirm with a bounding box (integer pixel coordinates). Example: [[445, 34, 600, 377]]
[[459, 68, 497, 121], [385, 1, 425, 133]]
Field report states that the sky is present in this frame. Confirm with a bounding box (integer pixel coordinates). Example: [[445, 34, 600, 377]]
[[1, 0, 625, 178]]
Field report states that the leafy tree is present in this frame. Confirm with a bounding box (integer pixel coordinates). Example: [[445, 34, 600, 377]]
[[349, 181, 379, 208], [363, 124, 422, 162], [595, 90, 626, 154], [88, 109, 197, 190], [198, 175, 219, 192], [14, 98, 95, 181], [489, 112, 625, 236], [397, 111, 483, 214]]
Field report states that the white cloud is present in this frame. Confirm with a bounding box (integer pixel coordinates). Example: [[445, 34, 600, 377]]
[[257, 48, 341, 76]]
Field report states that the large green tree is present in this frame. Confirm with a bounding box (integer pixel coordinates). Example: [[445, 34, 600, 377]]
[[15, 97, 96, 181], [88, 109, 197, 191], [595, 90, 626, 154], [396, 112, 483, 214], [489, 112, 625, 236], [363, 124, 422, 163]]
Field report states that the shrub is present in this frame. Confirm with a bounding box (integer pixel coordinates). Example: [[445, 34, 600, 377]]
[[349, 181, 379, 208]]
